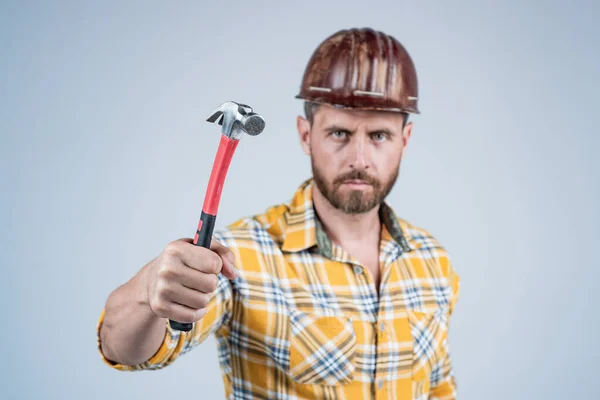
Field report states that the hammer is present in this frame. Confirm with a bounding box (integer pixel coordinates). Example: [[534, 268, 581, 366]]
[[169, 101, 265, 332]]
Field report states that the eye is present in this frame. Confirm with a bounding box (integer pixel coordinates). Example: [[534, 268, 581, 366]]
[[372, 132, 388, 142], [331, 131, 348, 139]]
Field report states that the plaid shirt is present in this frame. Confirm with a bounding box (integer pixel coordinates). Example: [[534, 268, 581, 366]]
[[97, 178, 460, 399]]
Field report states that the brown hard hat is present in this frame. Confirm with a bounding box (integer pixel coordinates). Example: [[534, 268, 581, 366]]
[[296, 28, 420, 114]]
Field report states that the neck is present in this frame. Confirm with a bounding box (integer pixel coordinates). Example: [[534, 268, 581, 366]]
[[312, 183, 381, 246]]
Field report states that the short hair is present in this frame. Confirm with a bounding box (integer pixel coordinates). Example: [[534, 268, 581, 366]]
[[304, 101, 321, 125]]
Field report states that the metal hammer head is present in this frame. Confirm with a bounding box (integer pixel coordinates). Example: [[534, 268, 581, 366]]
[[206, 101, 265, 140]]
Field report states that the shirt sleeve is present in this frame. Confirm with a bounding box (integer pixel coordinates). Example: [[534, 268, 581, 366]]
[[96, 235, 234, 371], [429, 258, 460, 399]]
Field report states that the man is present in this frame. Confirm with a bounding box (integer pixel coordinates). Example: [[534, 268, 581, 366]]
[[97, 28, 460, 399]]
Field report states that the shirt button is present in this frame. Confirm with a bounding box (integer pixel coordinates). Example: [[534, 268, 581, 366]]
[[379, 322, 386, 332], [353, 265, 362, 274], [377, 379, 384, 390]]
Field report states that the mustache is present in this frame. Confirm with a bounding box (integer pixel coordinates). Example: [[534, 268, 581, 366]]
[[333, 170, 379, 186]]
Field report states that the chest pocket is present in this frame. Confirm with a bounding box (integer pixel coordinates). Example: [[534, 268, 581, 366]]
[[288, 309, 357, 386]]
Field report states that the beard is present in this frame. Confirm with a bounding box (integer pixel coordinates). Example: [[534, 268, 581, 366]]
[[311, 158, 399, 215]]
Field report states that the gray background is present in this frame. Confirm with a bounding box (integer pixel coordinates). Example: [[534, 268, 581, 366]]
[[1, 0, 598, 399]]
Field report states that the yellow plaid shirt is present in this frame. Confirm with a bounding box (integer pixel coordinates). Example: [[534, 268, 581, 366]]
[[97, 178, 460, 399]]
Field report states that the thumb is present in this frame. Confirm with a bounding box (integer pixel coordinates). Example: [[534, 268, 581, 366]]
[[210, 239, 239, 280]]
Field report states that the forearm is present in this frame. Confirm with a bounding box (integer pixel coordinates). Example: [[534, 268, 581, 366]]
[[99, 260, 166, 366]]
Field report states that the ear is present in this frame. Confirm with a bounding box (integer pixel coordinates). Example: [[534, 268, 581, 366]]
[[402, 121, 413, 151], [297, 116, 311, 156]]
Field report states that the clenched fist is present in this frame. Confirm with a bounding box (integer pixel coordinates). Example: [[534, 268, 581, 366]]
[[145, 238, 238, 324]]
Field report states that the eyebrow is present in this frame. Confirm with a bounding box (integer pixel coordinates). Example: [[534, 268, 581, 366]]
[[323, 125, 396, 136]]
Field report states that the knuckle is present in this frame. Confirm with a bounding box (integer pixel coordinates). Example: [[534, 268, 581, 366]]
[[151, 297, 168, 316], [155, 279, 173, 300], [164, 242, 180, 258], [157, 263, 178, 282]]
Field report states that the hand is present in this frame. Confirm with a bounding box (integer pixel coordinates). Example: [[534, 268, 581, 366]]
[[145, 238, 238, 323]]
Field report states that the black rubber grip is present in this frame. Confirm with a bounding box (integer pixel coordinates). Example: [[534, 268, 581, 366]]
[[195, 211, 217, 248], [169, 212, 217, 332]]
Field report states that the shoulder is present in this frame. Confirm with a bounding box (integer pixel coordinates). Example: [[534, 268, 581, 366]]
[[402, 220, 446, 252]]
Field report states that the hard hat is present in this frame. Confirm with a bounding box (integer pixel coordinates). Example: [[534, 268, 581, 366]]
[[296, 28, 420, 114]]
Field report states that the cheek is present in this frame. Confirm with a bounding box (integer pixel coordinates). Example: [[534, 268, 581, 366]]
[[373, 146, 402, 175], [313, 142, 341, 166], [312, 148, 344, 181]]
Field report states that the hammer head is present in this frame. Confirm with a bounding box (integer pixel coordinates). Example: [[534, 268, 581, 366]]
[[206, 101, 266, 140]]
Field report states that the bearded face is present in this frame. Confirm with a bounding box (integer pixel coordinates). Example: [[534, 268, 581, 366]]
[[299, 104, 410, 215], [311, 157, 399, 214]]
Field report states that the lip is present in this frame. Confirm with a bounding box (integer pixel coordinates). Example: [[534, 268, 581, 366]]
[[343, 179, 369, 184], [341, 180, 371, 187]]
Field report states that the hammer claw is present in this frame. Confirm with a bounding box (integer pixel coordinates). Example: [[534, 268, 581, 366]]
[[206, 110, 224, 124]]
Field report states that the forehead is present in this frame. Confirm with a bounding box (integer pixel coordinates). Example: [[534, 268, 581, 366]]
[[313, 104, 405, 131]]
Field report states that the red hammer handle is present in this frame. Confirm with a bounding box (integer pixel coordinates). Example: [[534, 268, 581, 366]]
[[169, 133, 239, 332]]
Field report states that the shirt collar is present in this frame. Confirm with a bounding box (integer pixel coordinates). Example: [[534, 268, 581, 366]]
[[281, 178, 418, 255]]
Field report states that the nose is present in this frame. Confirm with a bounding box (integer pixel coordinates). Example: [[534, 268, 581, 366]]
[[348, 134, 369, 170]]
